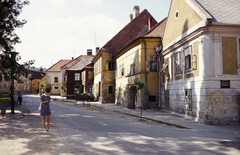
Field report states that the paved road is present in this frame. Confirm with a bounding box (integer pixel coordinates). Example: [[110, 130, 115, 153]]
[[12, 95, 240, 154]]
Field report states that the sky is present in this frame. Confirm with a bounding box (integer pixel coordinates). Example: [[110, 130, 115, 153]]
[[15, 0, 171, 69]]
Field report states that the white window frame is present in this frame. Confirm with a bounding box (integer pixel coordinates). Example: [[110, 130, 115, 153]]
[[75, 73, 80, 81], [184, 46, 196, 71], [175, 52, 182, 75], [130, 58, 134, 74]]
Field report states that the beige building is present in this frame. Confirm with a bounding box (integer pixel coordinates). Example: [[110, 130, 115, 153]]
[[161, 0, 240, 125]]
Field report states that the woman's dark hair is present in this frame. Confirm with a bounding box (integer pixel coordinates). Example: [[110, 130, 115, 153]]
[[45, 87, 51, 93]]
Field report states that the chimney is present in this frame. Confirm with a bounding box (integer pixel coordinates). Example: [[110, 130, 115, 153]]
[[96, 47, 99, 54], [72, 57, 74, 60], [130, 14, 133, 22], [148, 18, 152, 30], [87, 49, 92, 55], [133, 5, 139, 19]]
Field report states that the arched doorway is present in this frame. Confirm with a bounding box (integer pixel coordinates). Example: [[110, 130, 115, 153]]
[[128, 86, 137, 109]]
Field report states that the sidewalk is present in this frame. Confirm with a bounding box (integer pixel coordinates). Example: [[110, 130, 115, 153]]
[[52, 95, 240, 134]]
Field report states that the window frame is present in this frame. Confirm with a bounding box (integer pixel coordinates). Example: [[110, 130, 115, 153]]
[[54, 77, 58, 83], [119, 64, 124, 77], [184, 46, 194, 71], [108, 85, 113, 95], [130, 58, 135, 74], [107, 62, 114, 71], [174, 52, 182, 75], [75, 73, 80, 81], [149, 95, 156, 102]]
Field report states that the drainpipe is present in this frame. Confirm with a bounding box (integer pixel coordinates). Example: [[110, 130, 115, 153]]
[[143, 38, 147, 110], [158, 56, 161, 109]]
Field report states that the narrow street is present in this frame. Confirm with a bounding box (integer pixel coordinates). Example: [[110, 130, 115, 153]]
[[1, 94, 240, 155]]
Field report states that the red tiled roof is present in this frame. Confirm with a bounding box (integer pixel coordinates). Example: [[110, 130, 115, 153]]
[[46, 59, 71, 72], [102, 9, 157, 57], [140, 17, 167, 38], [61, 55, 94, 69]]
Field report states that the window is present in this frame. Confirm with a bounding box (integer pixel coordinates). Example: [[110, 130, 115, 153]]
[[88, 71, 93, 80], [75, 73, 80, 81], [175, 52, 181, 74], [149, 96, 156, 102], [184, 46, 195, 71], [130, 59, 134, 74], [119, 64, 124, 77], [74, 88, 80, 94], [33, 82, 35, 87], [107, 62, 114, 70], [54, 77, 58, 83], [108, 86, 113, 94], [149, 56, 157, 72]]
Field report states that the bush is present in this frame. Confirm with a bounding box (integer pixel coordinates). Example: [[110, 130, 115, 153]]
[[75, 93, 95, 101], [0, 94, 17, 107]]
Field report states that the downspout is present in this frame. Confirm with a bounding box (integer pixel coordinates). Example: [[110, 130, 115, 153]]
[[143, 38, 148, 110], [158, 55, 161, 109]]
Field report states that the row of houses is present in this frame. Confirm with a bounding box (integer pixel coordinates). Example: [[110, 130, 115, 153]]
[[90, 0, 240, 126], [1, 0, 240, 125]]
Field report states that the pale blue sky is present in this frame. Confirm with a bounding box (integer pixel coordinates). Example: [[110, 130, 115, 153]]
[[15, 0, 171, 68]]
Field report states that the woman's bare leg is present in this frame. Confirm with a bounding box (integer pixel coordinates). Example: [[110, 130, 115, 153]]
[[42, 116, 46, 129], [47, 115, 51, 129]]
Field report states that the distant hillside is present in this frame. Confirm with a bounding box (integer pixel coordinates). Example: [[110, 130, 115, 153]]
[[24, 66, 47, 72]]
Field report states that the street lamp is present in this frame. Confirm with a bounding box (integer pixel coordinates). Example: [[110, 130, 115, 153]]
[[9, 52, 19, 114], [155, 44, 162, 109]]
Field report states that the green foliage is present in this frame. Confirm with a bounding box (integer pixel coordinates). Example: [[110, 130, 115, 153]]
[[54, 86, 58, 89], [0, 94, 16, 107], [0, 0, 30, 84], [60, 85, 64, 90], [0, 0, 29, 52], [134, 79, 146, 91], [24, 66, 47, 71], [39, 83, 44, 88], [74, 83, 82, 89], [75, 93, 95, 101]]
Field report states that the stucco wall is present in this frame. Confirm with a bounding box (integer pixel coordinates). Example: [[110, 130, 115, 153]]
[[161, 31, 240, 125], [163, 0, 202, 48]]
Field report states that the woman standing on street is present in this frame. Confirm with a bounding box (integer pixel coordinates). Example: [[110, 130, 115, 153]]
[[39, 87, 52, 130]]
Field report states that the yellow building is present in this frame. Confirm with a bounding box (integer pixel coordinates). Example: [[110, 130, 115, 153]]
[[29, 70, 46, 93], [93, 6, 167, 109], [115, 19, 166, 109]]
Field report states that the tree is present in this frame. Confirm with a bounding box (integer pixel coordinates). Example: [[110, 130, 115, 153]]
[[0, 0, 29, 114], [0, 0, 29, 52], [134, 79, 146, 119]]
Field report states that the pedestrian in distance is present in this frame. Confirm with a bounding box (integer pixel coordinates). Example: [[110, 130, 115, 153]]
[[17, 91, 22, 105], [39, 87, 52, 131]]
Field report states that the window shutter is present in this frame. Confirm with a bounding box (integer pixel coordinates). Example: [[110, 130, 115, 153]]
[[181, 50, 185, 72], [193, 55, 197, 70], [191, 54, 194, 69]]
